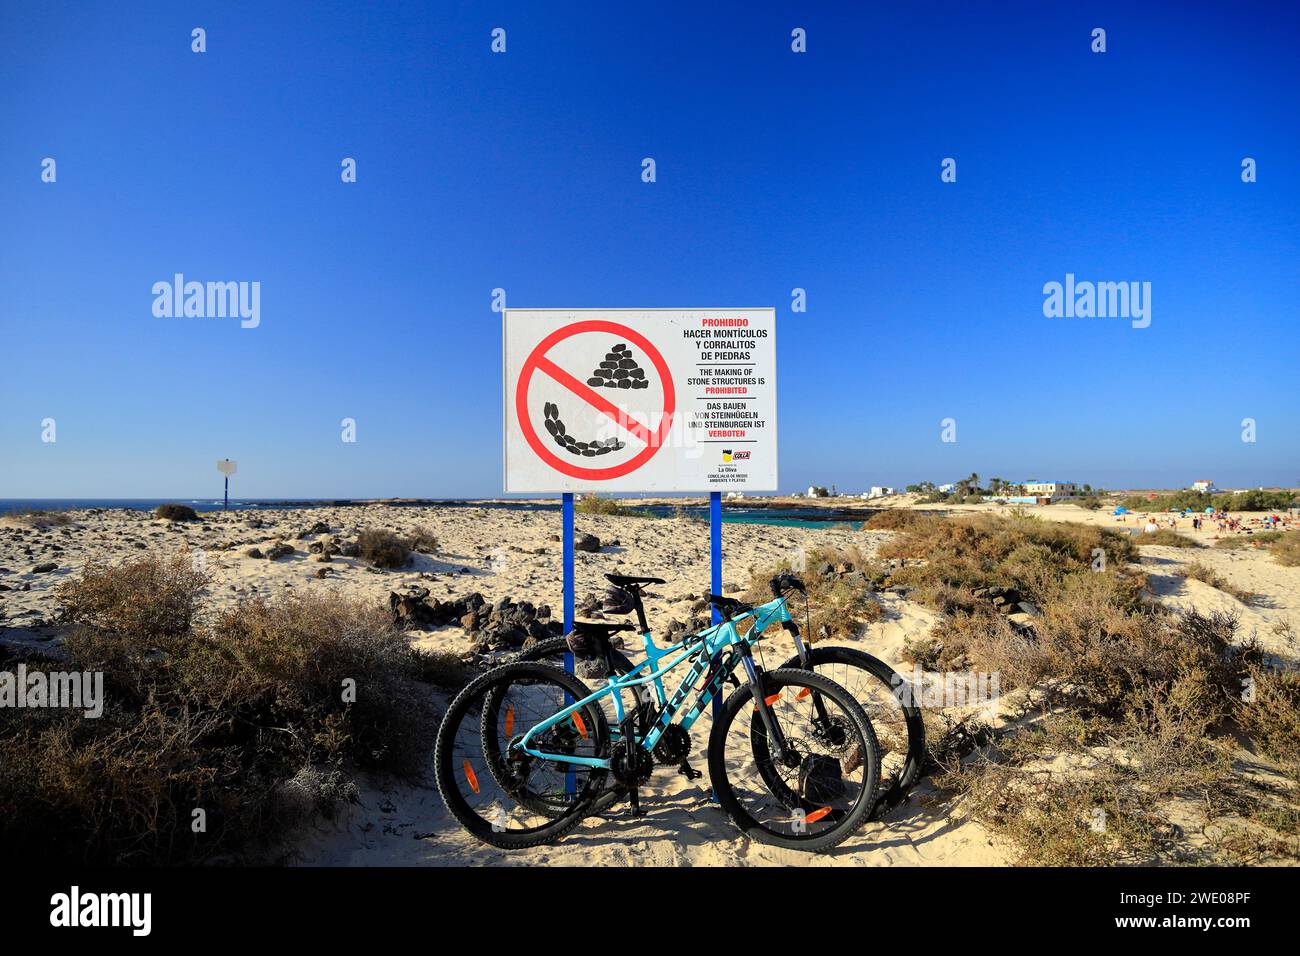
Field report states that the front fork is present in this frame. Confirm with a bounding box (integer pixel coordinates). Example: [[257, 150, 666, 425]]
[[782, 618, 837, 738], [740, 644, 794, 766]]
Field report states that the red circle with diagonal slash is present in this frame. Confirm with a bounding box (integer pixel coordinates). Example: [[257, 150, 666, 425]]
[[516, 320, 676, 480]]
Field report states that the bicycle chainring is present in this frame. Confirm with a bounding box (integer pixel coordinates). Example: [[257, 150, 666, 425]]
[[652, 725, 691, 766]]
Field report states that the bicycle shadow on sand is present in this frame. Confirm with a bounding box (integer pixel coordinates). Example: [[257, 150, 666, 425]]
[[513, 778, 969, 865]]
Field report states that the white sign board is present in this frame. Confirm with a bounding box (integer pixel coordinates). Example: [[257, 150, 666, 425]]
[[217, 459, 237, 476], [504, 308, 777, 493]]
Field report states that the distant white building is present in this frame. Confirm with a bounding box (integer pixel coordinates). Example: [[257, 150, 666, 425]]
[[938, 483, 956, 493], [1022, 481, 1078, 499], [1190, 480, 1218, 493], [867, 486, 895, 498]]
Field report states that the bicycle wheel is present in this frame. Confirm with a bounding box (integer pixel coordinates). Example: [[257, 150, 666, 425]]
[[778, 646, 925, 814], [709, 668, 880, 852], [509, 635, 652, 813], [434, 661, 611, 849]]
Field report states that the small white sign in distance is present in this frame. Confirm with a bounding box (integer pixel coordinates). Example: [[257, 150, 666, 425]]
[[217, 459, 238, 477], [503, 308, 777, 493]]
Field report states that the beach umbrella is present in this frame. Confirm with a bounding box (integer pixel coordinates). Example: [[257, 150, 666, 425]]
[[1205, 507, 1215, 514], [1113, 507, 1128, 514]]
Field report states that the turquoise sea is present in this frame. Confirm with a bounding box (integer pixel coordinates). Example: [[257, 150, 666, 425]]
[[0, 499, 873, 531]]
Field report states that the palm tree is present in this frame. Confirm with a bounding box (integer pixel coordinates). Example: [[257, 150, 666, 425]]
[[967, 472, 981, 494]]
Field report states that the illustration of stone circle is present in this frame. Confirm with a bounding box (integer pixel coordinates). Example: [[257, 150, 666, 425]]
[[543, 402, 626, 457], [540, 341, 651, 458]]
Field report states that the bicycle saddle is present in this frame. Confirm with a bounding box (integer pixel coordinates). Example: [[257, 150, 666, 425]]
[[604, 573, 665, 587], [570, 620, 637, 637]]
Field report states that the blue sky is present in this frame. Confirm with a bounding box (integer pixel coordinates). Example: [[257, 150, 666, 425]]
[[2, 0, 1297, 499]]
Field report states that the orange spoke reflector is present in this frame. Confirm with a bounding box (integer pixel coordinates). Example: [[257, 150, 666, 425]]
[[795, 688, 812, 701], [764, 692, 783, 707], [804, 806, 833, 824], [463, 760, 481, 794], [504, 707, 515, 737], [572, 712, 589, 738]]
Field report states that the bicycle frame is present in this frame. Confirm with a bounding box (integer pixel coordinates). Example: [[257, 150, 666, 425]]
[[517, 595, 793, 768]]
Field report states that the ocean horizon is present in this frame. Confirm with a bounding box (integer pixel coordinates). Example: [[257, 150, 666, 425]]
[[0, 497, 876, 530]]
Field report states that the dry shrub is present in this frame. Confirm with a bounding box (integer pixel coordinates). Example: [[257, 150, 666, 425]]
[[357, 528, 411, 569], [1132, 528, 1199, 548], [58, 553, 208, 643], [1181, 561, 1259, 606], [1, 508, 75, 529], [407, 526, 439, 554], [932, 609, 1300, 864], [745, 544, 885, 642], [935, 728, 1224, 865], [154, 503, 200, 522], [575, 494, 639, 517], [1214, 531, 1283, 550], [880, 513, 1138, 609], [411, 648, 474, 687], [1236, 663, 1300, 781], [863, 509, 935, 532], [2, 557, 441, 864], [1271, 532, 1300, 567], [851, 514, 1299, 864], [806, 574, 883, 642]]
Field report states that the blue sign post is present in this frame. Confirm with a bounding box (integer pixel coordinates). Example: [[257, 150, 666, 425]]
[[562, 492, 575, 665], [709, 491, 723, 715], [562, 491, 576, 796], [217, 459, 237, 511]]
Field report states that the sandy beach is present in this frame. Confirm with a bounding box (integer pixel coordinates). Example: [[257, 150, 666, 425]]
[[4, 499, 1297, 866]]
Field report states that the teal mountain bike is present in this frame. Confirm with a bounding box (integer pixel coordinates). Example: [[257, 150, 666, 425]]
[[434, 576, 881, 852], [516, 572, 925, 817]]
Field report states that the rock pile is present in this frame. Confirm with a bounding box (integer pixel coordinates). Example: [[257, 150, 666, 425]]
[[586, 342, 650, 390], [970, 586, 1041, 632], [388, 588, 563, 652]]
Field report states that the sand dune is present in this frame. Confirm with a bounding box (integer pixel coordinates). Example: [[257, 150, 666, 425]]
[[3, 500, 1295, 865]]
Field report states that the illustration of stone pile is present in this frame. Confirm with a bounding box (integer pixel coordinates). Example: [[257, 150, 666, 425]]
[[586, 342, 649, 390], [543, 402, 626, 457]]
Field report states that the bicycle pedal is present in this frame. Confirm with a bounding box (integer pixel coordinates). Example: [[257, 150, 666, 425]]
[[677, 761, 703, 781]]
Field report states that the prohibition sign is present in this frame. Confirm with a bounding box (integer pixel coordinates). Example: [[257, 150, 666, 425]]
[[515, 320, 676, 481]]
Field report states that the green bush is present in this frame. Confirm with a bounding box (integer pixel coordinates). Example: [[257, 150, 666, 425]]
[[1119, 490, 1296, 513]]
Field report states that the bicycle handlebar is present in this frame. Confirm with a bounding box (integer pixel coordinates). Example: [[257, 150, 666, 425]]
[[769, 573, 806, 598]]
